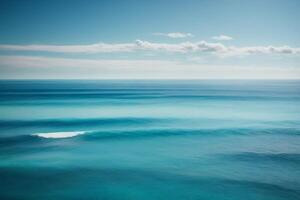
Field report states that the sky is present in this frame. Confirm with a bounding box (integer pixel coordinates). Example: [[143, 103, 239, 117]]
[[0, 0, 299, 79]]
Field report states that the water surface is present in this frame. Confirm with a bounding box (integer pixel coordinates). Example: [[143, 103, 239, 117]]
[[0, 80, 299, 200]]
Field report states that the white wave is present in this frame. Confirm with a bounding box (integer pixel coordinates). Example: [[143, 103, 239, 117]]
[[33, 131, 86, 139]]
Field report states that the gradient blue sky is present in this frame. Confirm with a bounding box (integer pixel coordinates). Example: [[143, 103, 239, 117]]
[[0, 0, 299, 79]]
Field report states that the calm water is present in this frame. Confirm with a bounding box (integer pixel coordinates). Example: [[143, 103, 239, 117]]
[[0, 80, 299, 200]]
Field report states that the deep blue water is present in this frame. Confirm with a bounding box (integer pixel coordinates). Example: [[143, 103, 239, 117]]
[[0, 80, 299, 200]]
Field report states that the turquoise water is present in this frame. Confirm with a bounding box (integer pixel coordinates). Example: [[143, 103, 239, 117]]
[[0, 80, 299, 200]]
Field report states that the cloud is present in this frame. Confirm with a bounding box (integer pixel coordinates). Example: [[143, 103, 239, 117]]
[[135, 40, 228, 54], [212, 35, 233, 41], [0, 40, 299, 56], [0, 55, 175, 69], [0, 55, 299, 79], [0, 43, 136, 53], [225, 45, 300, 57], [153, 32, 193, 38]]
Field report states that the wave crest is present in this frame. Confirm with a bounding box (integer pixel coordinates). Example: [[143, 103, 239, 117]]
[[33, 131, 86, 139]]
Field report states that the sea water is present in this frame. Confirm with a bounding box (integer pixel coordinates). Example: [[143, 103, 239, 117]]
[[0, 80, 299, 200]]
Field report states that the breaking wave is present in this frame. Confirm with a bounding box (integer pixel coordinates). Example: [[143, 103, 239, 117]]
[[32, 131, 86, 139]]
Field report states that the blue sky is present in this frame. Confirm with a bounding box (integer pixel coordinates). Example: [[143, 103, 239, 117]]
[[0, 0, 299, 79]]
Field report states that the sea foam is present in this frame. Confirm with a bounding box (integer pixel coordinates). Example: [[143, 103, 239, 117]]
[[33, 131, 86, 139]]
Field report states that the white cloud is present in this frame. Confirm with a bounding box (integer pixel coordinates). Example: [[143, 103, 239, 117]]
[[0, 55, 174, 69], [0, 41, 299, 56], [0, 55, 299, 79], [212, 35, 233, 41], [0, 43, 136, 53], [153, 32, 193, 38]]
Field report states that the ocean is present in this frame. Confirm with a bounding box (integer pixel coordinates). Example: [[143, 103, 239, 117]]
[[0, 80, 299, 200]]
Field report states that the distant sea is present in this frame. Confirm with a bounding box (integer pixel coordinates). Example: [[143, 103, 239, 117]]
[[0, 80, 299, 200]]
